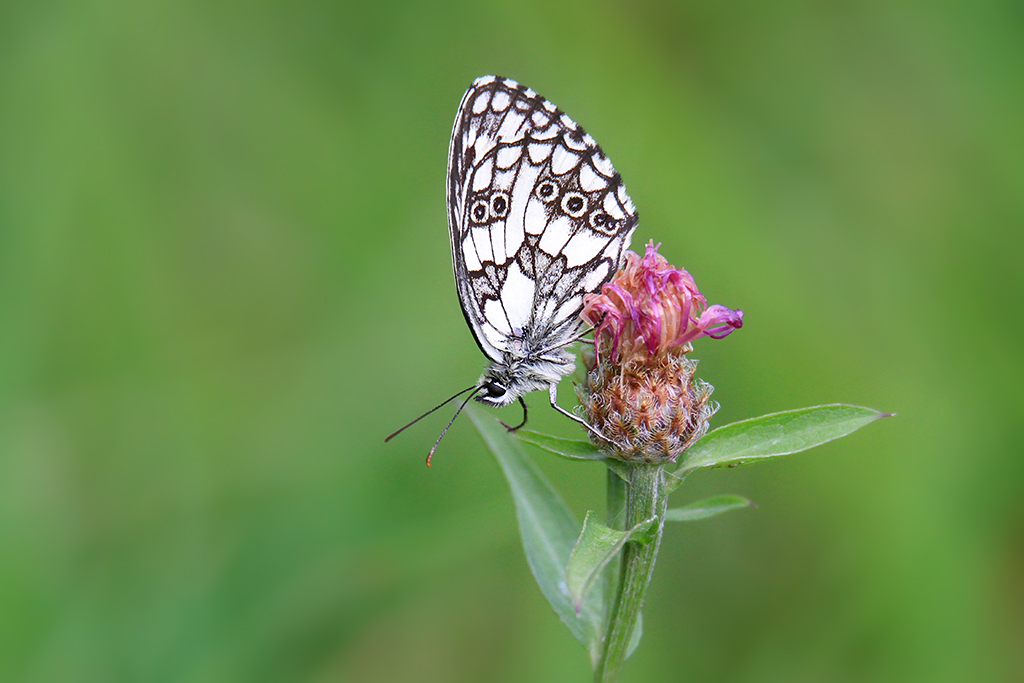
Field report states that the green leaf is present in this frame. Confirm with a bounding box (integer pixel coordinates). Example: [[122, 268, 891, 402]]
[[514, 430, 606, 460], [566, 512, 657, 614], [515, 429, 632, 481], [467, 406, 604, 664], [665, 495, 754, 522], [670, 404, 891, 489]]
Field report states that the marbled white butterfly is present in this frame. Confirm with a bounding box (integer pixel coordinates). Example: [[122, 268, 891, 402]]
[[387, 76, 638, 464]]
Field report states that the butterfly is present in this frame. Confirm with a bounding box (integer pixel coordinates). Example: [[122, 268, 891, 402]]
[[387, 75, 638, 464]]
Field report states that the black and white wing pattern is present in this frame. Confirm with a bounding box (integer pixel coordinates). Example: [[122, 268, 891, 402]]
[[447, 75, 638, 363]]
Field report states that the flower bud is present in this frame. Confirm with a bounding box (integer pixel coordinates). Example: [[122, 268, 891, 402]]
[[578, 354, 716, 463], [577, 242, 743, 463]]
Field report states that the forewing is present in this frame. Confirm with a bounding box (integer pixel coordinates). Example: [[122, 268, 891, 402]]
[[448, 75, 637, 360]]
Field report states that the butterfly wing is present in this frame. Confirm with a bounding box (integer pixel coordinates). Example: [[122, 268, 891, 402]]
[[447, 75, 638, 362]]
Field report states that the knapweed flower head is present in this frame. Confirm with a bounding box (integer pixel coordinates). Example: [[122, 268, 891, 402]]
[[581, 241, 743, 366], [577, 241, 743, 463]]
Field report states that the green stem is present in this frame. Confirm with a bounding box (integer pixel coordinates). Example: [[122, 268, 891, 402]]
[[606, 466, 627, 530], [603, 467, 627, 629], [595, 463, 668, 683]]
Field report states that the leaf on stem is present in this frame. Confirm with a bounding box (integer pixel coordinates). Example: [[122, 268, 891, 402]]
[[514, 430, 606, 460], [514, 430, 631, 480], [670, 404, 891, 490], [665, 495, 754, 522], [566, 511, 657, 614], [467, 406, 604, 664]]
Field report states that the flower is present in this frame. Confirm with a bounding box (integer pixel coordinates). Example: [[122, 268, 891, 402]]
[[577, 241, 743, 463], [581, 241, 743, 366]]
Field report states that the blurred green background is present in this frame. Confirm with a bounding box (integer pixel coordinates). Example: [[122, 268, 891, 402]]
[[1, 0, 1022, 681]]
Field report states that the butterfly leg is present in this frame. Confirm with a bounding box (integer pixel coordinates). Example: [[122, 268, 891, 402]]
[[499, 396, 528, 432], [547, 384, 612, 443]]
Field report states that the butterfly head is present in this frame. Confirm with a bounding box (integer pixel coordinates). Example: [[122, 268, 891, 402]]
[[475, 378, 514, 407], [475, 362, 526, 407]]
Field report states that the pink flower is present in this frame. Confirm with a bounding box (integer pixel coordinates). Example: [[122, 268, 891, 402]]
[[582, 241, 743, 366]]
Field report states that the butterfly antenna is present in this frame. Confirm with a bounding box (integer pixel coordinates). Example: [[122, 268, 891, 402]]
[[426, 386, 483, 467], [385, 384, 478, 443]]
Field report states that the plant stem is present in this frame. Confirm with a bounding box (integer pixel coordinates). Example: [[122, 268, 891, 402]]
[[606, 466, 627, 530], [603, 467, 627, 634], [594, 463, 668, 682]]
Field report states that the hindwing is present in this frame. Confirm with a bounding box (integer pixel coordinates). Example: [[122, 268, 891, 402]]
[[447, 75, 638, 362]]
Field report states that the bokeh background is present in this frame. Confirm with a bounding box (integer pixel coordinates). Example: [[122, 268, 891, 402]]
[[2, 0, 1022, 681]]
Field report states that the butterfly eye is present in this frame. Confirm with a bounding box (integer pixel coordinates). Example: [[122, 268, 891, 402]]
[[483, 381, 507, 398], [536, 180, 558, 203], [471, 199, 490, 223], [561, 192, 588, 218], [490, 192, 510, 218]]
